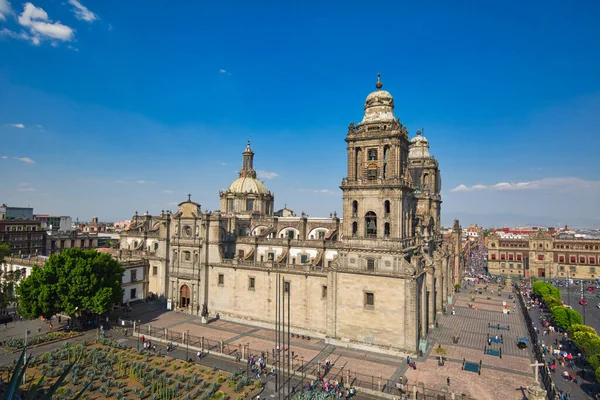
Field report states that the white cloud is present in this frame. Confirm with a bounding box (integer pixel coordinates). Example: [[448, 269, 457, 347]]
[[219, 69, 231, 76], [68, 0, 97, 22], [6, 123, 25, 128], [0, 0, 13, 21], [1, 155, 8, 159], [16, 157, 35, 163], [18, 3, 74, 45], [17, 187, 35, 192], [451, 177, 600, 192], [217, 161, 227, 166], [161, 190, 174, 194], [299, 189, 337, 196], [136, 180, 156, 184], [19, 182, 29, 186], [257, 170, 278, 180]]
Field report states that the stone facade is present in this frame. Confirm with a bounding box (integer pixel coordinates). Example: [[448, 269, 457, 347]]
[[119, 76, 457, 354], [487, 230, 600, 279]]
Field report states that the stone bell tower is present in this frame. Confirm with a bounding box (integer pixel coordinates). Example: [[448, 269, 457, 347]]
[[341, 74, 415, 242]]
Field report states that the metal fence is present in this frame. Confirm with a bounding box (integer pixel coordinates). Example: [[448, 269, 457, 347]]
[[131, 322, 476, 399], [515, 288, 557, 399]]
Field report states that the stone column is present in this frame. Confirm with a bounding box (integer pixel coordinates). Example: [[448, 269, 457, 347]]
[[420, 277, 427, 339], [427, 272, 435, 327]]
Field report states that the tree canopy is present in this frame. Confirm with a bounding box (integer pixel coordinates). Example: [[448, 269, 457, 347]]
[[532, 280, 561, 299], [0, 243, 18, 311], [16, 249, 124, 319], [550, 306, 583, 330]]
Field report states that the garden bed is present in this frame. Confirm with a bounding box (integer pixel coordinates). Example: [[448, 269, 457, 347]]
[[2, 340, 261, 400], [0, 330, 81, 349]]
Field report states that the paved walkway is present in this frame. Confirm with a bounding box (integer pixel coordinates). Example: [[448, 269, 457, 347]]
[[411, 282, 536, 400]]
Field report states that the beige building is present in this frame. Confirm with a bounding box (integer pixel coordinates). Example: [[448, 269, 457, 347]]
[[119, 76, 458, 354], [487, 231, 600, 280]]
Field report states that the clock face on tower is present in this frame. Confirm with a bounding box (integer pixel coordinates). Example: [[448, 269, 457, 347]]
[[184, 226, 192, 238]]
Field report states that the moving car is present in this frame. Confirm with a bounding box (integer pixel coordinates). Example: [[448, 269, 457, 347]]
[[579, 300, 588, 306], [597, 303, 600, 310]]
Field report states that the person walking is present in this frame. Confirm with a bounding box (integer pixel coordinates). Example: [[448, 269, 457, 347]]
[[446, 377, 450, 387]]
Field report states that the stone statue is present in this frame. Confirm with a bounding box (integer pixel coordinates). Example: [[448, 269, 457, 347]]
[[201, 303, 208, 318], [348, 122, 355, 134]]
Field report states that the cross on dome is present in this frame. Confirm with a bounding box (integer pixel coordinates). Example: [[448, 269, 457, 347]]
[[376, 73, 383, 90]]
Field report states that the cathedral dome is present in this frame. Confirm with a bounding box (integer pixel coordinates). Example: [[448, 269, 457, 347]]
[[408, 130, 431, 159], [361, 74, 396, 124], [226, 176, 270, 195]]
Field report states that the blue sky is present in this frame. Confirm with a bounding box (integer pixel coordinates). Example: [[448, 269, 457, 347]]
[[1, 0, 599, 227]]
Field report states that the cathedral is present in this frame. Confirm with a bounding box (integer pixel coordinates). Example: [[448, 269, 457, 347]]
[[119, 75, 458, 354]]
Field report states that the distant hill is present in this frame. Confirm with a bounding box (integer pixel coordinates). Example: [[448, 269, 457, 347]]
[[443, 212, 600, 230]]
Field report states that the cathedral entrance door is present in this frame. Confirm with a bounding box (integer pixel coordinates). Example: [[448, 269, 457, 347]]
[[180, 285, 191, 308]]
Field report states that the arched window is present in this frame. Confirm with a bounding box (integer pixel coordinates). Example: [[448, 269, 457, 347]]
[[184, 251, 191, 261], [384, 222, 390, 238], [352, 201, 358, 217], [153, 243, 159, 251], [365, 212, 377, 237], [384, 200, 390, 216], [366, 258, 375, 272], [422, 173, 429, 189], [352, 222, 358, 237]]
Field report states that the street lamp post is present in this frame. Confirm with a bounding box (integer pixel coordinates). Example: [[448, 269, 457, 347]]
[[186, 330, 189, 361]]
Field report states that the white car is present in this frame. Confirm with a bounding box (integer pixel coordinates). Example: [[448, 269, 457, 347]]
[[597, 303, 600, 309]]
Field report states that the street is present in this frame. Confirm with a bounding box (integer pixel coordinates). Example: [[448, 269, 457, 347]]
[[559, 284, 600, 334]]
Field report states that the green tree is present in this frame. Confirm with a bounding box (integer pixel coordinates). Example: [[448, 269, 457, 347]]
[[16, 249, 124, 320], [568, 324, 597, 338], [0, 244, 20, 311], [542, 295, 562, 310], [551, 306, 583, 329], [589, 354, 600, 372], [532, 281, 561, 299], [572, 331, 600, 357]]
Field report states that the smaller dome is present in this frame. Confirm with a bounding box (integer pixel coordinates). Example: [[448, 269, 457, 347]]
[[227, 177, 270, 195], [361, 74, 396, 124], [408, 130, 431, 159]]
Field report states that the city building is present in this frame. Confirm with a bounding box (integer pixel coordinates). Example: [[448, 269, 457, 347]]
[[44, 230, 101, 256], [118, 76, 458, 355], [0, 219, 45, 256], [0, 204, 34, 220], [34, 214, 73, 232], [487, 231, 600, 279]]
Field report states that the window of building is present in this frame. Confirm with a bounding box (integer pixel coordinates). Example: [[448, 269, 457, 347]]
[[590, 257, 596, 264], [500, 254, 506, 260], [318, 231, 325, 239], [246, 199, 254, 211], [352, 201, 358, 217], [516, 254, 522, 261], [366, 259, 375, 272], [508, 254, 514, 260], [384, 223, 390, 238], [570, 266, 576, 273], [580, 257, 585, 263], [538, 255, 544, 261], [248, 277, 255, 290], [509, 263, 514, 269], [570, 256, 576, 263], [367, 148, 377, 161], [268, 252, 274, 261], [364, 292, 374, 308], [559, 255, 565, 262], [491, 254, 496, 260], [154, 243, 159, 251], [218, 274, 224, 286], [292, 257, 296, 264], [184, 251, 191, 261], [227, 199, 234, 212], [591, 267, 596, 274], [130, 270, 137, 282], [352, 222, 358, 237], [367, 167, 377, 181], [365, 212, 377, 237], [260, 255, 264, 262], [153, 266, 158, 276], [322, 285, 327, 299], [130, 288, 137, 299], [559, 265, 564, 272], [284, 281, 290, 294], [384, 200, 390, 216], [237, 249, 245, 259], [287, 230, 295, 239], [300, 255, 308, 264]]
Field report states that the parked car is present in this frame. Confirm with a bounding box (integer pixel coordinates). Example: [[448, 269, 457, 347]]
[[596, 293, 600, 298], [587, 287, 595, 291], [597, 303, 600, 310], [579, 300, 588, 306]]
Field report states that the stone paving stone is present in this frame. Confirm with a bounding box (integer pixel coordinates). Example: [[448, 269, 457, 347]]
[[436, 343, 531, 374], [404, 356, 532, 400]]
